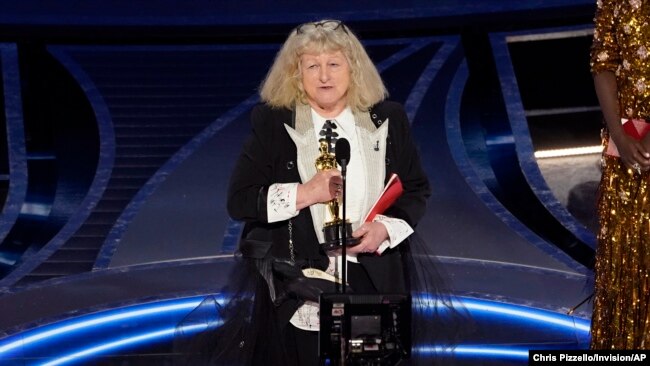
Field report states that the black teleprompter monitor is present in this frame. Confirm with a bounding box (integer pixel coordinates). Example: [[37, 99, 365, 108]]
[[319, 293, 411, 365]]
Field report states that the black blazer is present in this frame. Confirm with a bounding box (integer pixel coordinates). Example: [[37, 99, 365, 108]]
[[228, 101, 430, 296]]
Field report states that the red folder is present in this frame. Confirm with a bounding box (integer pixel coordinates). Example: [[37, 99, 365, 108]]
[[363, 173, 403, 222], [606, 118, 650, 157]]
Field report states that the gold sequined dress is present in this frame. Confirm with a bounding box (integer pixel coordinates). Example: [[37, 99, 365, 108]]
[[590, 0, 650, 350]]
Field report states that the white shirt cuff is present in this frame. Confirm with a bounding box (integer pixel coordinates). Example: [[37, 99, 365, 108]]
[[373, 214, 414, 254], [267, 183, 299, 223]]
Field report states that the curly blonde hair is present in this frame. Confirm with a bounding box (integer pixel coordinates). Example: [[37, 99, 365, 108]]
[[259, 20, 388, 112]]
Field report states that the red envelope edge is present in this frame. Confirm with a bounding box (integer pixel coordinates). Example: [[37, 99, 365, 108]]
[[363, 173, 403, 222]]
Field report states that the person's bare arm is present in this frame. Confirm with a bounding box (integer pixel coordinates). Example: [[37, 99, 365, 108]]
[[594, 71, 650, 169]]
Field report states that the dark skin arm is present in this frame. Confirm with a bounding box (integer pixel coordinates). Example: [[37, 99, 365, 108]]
[[595, 71, 650, 169]]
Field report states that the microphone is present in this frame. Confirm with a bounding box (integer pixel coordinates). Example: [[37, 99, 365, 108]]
[[335, 138, 350, 293], [335, 138, 350, 167]]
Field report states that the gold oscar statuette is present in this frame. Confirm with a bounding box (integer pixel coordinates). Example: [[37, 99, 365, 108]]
[[316, 140, 359, 250]]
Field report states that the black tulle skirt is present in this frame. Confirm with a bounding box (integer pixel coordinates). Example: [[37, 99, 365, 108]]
[[173, 233, 471, 365]]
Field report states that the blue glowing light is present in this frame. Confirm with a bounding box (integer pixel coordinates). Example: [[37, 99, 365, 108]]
[[0, 295, 590, 365], [454, 298, 591, 333], [413, 295, 590, 334], [41, 324, 207, 366], [454, 346, 530, 358], [416, 345, 530, 359], [0, 297, 205, 355], [41, 327, 176, 366]]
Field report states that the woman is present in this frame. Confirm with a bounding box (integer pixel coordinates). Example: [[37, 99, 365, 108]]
[[176, 19, 460, 365], [590, 0, 650, 349]]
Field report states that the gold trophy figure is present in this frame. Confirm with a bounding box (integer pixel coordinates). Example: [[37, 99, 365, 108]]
[[316, 140, 359, 250]]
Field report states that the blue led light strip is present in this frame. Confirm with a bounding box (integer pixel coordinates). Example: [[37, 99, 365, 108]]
[[0, 297, 205, 355], [414, 295, 590, 333], [456, 298, 590, 333], [41, 324, 207, 366], [417, 345, 530, 359], [0, 295, 590, 365]]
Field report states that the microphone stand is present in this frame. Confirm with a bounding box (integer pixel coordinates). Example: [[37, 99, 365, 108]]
[[339, 158, 350, 366], [340, 158, 348, 294]]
